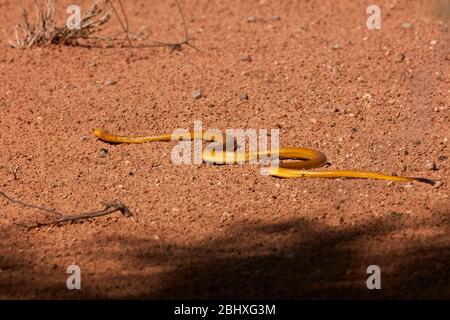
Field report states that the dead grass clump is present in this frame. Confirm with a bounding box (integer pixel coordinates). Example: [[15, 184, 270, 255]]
[[10, 0, 118, 48], [10, 0, 196, 50]]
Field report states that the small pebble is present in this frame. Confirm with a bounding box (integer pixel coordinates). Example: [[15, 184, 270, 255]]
[[247, 16, 258, 23], [430, 39, 438, 45], [402, 22, 412, 29], [433, 181, 443, 189], [388, 211, 403, 219], [99, 148, 109, 158], [331, 43, 341, 50], [362, 93, 373, 102], [395, 52, 406, 62], [239, 93, 249, 101], [192, 90, 203, 100], [104, 79, 117, 86], [80, 136, 89, 142], [425, 162, 437, 170], [240, 55, 252, 62], [271, 16, 281, 21]]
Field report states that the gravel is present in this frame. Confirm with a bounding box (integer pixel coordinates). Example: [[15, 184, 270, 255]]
[[239, 93, 249, 101], [395, 52, 406, 62], [240, 55, 252, 62], [192, 90, 203, 100], [104, 79, 117, 86], [401, 22, 412, 29], [99, 148, 109, 158], [425, 161, 437, 171]]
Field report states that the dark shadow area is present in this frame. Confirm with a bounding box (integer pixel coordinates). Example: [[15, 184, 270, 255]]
[[1, 202, 449, 299]]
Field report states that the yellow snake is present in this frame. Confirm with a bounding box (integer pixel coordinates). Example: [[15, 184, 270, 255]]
[[93, 128, 433, 185]]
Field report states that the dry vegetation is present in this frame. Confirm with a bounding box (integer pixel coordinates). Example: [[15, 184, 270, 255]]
[[10, 0, 194, 50], [11, 0, 117, 48]]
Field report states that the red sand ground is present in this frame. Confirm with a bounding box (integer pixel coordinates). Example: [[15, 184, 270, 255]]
[[0, 0, 449, 299]]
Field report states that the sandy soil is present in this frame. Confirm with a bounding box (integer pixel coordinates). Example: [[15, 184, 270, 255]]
[[0, 0, 449, 299]]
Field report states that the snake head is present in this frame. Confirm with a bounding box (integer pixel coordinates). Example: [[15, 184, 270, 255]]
[[93, 128, 106, 138]]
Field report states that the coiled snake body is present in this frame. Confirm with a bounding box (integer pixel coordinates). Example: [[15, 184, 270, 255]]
[[94, 128, 433, 185]]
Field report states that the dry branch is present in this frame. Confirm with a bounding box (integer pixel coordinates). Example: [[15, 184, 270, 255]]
[[0, 191, 132, 229]]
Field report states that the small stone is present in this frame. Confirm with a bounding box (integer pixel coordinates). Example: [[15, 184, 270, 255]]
[[239, 93, 249, 101], [438, 155, 448, 161], [99, 148, 109, 158], [192, 90, 203, 100], [401, 22, 412, 29], [399, 149, 409, 156], [387, 211, 403, 219], [104, 79, 117, 86], [240, 54, 252, 62], [425, 162, 437, 171], [331, 66, 340, 77], [430, 39, 438, 45], [362, 93, 373, 103], [331, 43, 341, 50], [433, 181, 443, 188], [247, 16, 258, 23], [80, 136, 89, 142], [395, 52, 406, 62], [271, 16, 281, 21]]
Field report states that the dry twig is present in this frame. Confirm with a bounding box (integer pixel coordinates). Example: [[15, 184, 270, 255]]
[[8, 164, 21, 180], [0, 191, 132, 229]]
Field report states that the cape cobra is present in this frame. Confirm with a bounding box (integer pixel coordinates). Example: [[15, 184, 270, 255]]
[[93, 128, 433, 185]]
